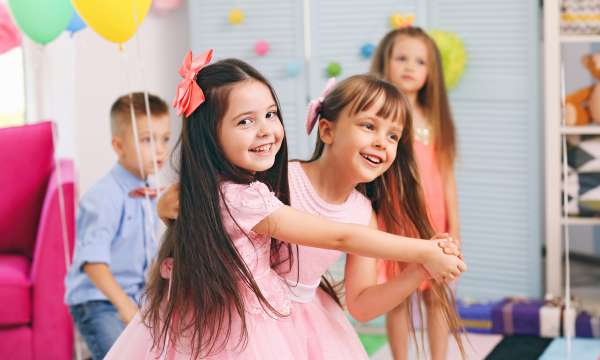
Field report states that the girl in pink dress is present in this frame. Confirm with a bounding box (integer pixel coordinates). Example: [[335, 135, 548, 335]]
[[371, 26, 462, 360], [105, 52, 465, 359], [156, 74, 466, 359]]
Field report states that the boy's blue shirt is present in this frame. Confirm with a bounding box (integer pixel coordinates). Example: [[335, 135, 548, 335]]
[[65, 163, 159, 305]]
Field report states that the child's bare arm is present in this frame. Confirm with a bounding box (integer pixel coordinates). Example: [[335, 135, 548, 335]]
[[445, 167, 461, 247], [254, 206, 466, 281], [83, 263, 138, 324], [345, 256, 424, 322], [344, 214, 425, 322]]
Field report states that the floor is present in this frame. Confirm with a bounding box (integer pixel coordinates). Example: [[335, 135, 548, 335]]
[[366, 255, 600, 359], [369, 333, 503, 360]]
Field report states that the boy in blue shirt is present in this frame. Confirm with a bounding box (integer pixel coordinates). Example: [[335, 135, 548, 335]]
[[65, 92, 171, 360]]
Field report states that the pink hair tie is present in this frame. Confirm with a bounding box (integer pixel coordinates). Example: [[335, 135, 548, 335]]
[[305, 77, 336, 135], [160, 257, 174, 279], [160, 257, 174, 301], [172, 49, 214, 117]]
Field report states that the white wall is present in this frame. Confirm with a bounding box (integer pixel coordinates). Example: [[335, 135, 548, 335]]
[[25, 4, 189, 195]]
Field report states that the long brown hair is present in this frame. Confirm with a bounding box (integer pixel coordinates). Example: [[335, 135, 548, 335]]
[[142, 59, 293, 358], [309, 74, 464, 357], [371, 26, 456, 170]]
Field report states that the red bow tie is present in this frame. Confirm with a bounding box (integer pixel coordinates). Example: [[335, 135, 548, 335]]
[[128, 187, 164, 199]]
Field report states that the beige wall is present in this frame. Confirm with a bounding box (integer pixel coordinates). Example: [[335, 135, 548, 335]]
[[24, 5, 188, 195]]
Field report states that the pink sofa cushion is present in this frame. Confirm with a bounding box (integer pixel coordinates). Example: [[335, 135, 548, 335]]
[[0, 326, 32, 360], [0, 254, 32, 326], [0, 122, 54, 257]]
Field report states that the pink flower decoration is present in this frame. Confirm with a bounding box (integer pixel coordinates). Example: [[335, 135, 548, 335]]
[[255, 40, 269, 56], [305, 78, 336, 134], [0, 3, 21, 56], [172, 49, 214, 117]]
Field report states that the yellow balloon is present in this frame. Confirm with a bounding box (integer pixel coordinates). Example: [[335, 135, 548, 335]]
[[72, 0, 151, 44]]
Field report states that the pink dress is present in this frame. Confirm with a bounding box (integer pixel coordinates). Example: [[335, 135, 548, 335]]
[[281, 161, 372, 359], [105, 181, 307, 359], [413, 139, 447, 234]]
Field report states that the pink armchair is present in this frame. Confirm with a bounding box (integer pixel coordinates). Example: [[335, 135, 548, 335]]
[[0, 121, 75, 360]]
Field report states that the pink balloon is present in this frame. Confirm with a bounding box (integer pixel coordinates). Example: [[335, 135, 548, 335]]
[[0, 3, 21, 55], [152, 0, 182, 13], [255, 40, 269, 56]]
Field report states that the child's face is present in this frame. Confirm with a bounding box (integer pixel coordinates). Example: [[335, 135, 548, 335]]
[[387, 36, 429, 95], [218, 80, 284, 173], [322, 95, 403, 184], [113, 114, 172, 179]]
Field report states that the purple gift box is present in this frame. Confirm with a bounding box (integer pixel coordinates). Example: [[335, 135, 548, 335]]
[[491, 298, 544, 336], [576, 312, 600, 338], [457, 299, 499, 334]]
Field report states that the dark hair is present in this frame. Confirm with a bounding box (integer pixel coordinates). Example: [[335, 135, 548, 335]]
[[110, 92, 169, 136], [142, 59, 293, 358], [309, 74, 465, 357]]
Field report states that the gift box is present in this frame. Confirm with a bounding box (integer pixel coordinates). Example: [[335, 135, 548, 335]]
[[539, 301, 563, 338], [491, 298, 544, 336], [456, 299, 498, 334], [576, 311, 600, 338]]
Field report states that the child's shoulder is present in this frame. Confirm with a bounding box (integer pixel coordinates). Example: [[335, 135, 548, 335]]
[[352, 189, 373, 209], [350, 189, 374, 224], [220, 180, 276, 206], [80, 169, 126, 210], [220, 180, 284, 236]]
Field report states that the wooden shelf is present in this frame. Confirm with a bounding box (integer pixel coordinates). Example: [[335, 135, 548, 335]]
[[560, 126, 600, 135], [560, 35, 600, 43], [561, 217, 600, 225]]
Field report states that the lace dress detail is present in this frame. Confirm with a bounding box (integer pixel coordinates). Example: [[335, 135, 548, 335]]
[[221, 181, 291, 318]]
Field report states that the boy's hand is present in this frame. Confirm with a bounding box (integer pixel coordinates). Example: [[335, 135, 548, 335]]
[[157, 183, 180, 224], [83, 263, 140, 325], [117, 298, 139, 325]]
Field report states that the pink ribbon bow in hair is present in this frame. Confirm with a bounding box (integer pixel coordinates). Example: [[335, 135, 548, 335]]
[[305, 77, 337, 134], [172, 49, 214, 117]]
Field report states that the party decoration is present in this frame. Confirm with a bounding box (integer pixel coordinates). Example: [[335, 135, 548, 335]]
[[152, 0, 182, 13], [306, 78, 336, 134], [255, 40, 269, 56], [360, 43, 375, 59], [428, 30, 467, 90], [66, 11, 86, 35], [173, 49, 214, 117], [389, 12, 414, 29], [72, 0, 151, 44], [228, 8, 245, 25], [326, 62, 342, 77], [0, 3, 21, 54], [285, 60, 302, 77], [7, 0, 72, 44]]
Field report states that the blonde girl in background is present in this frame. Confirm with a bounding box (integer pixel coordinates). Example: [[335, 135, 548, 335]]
[[371, 26, 461, 360]]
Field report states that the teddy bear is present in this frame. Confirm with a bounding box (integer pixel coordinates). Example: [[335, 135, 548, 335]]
[[565, 52, 600, 126]]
